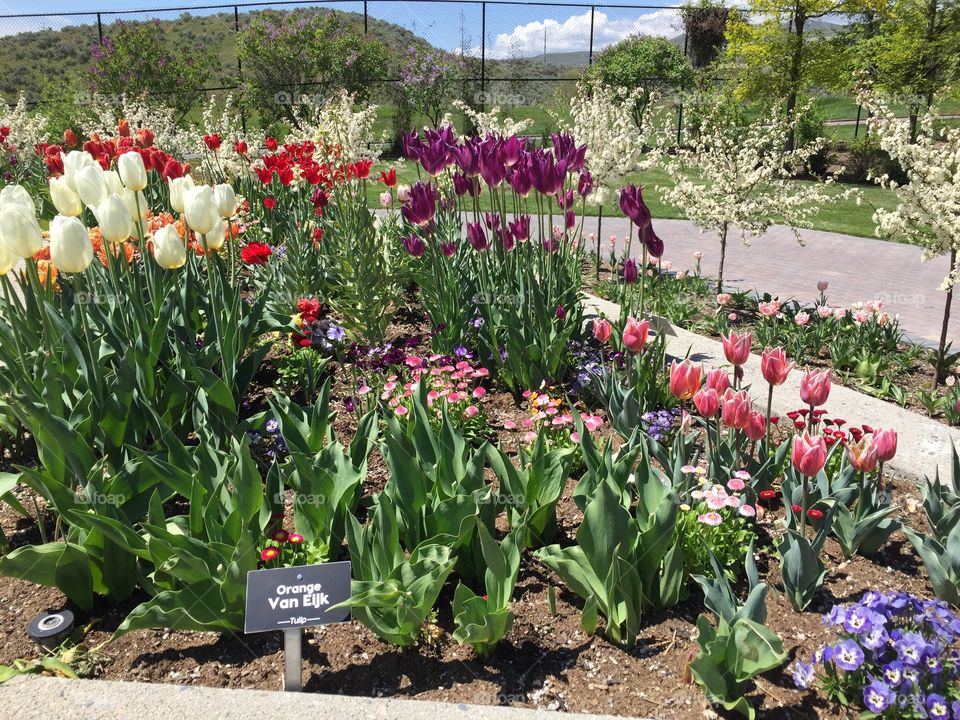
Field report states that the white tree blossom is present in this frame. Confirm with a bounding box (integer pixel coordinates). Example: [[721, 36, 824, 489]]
[[194, 92, 263, 181], [294, 89, 383, 162], [452, 100, 534, 137], [662, 99, 854, 290], [0, 93, 48, 158], [81, 93, 189, 159]]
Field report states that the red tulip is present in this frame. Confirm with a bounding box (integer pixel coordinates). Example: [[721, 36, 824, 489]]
[[799, 368, 831, 407], [63, 128, 78, 148], [693, 387, 719, 417], [721, 330, 751, 366], [872, 428, 897, 462], [241, 242, 272, 266], [669, 359, 702, 401], [705, 368, 730, 394], [622, 317, 649, 353], [761, 347, 793, 386], [791, 432, 827, 476], [234, 140, 248, 155], [593, 318, 612, 344]]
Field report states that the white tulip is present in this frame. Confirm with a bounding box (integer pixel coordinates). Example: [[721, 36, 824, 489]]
[[0, 184, 37, 214], [0, 241, 14, 275], [49, 215, 93, 273], [122, 188, 148, 222], [184, 186, 219, 235], [396, 184, 411, 203], [168, 175, 196, 214], [213, 183, 237, 218], [0, 204, 42, 258], [61, 150, 95, 192], [103, 170, 125, 197], [152, 224, 186, 269], [201, 216, 225, 251], [93, 194, 133, 244], [49, 177, 82, 217], [74, 164, 109, 208], [118, 151, 148, 191]]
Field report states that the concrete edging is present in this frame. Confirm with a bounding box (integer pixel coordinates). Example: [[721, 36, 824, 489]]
[[0, 675, 641, 720]]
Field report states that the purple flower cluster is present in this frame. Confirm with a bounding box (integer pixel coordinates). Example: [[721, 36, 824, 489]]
[[249, 418, 287, 461], [792, 591, 960, 717], [641, 407, 681, 443]]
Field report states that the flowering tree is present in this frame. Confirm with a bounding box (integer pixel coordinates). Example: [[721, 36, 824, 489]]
[[560, 80, 659, 274], [861, 91, 960, 386], [662, 99, 851, 292], [395, 45, 464, 130]]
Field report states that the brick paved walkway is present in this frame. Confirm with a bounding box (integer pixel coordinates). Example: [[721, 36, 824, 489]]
[[582, 217, 955, 347]]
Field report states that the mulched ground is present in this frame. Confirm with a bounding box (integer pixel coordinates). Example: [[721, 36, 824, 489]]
[[0, 304, 942, 720]]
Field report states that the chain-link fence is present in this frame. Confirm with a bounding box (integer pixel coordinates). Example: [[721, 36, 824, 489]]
[[0, 0, 871, 143]]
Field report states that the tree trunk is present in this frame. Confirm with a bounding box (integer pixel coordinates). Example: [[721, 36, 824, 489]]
[[717, 224, 728, 294], [785, 4, 806, 151], [935, 248, 956, 389], [595, 205, 603, 280]]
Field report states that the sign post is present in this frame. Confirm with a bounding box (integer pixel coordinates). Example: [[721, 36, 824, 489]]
[[244, 561, 352, 692]]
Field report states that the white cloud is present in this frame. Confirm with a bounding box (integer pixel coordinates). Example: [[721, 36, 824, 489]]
[[468, 9, 683, 60]]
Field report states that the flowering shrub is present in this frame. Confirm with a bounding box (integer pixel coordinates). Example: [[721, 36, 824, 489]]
[[395, 45, 464, 129], [793, 592, 960, 718]]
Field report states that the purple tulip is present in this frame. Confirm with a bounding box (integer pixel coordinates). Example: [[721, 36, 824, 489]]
[[555, 304, 566, 320], [497, 226, 515, 252], [556, 188, 575, 210], [619, 184, 652, 229], [401, 182, 437, 226], [419, 137, 450, 177], [478, 141, 507, 188], [565, 209, 576, 229], [644, 229, 664, 259], [484, 211, 501, 230], [500, 135, 525, 167], [440, 240, 456, 257], [452, 139, 481, 177], [509, 215, 530, 242], [402, 234, 425, 257], [531, 150, 564, 196], [623, 258, 638, 284], [467, 222, 488, 250], [551, 132, 587, 172], [401, 129, 422, 162], [578, 171, 593, 197], [508, 156, 533, 196], [452, 172, 478, 197]]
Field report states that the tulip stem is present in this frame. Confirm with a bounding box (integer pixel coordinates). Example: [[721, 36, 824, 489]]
[[800, 474, 809, 538], [764, 383, 774, 450]]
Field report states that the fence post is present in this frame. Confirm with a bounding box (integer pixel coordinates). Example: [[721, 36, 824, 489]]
[[854, 104, 861, 139], [235, 6, 246, 134], [96, 12, 103, 43], [480, 1, 486, 114], [588, 6, 595, 66], [364, 0, 368, 34]]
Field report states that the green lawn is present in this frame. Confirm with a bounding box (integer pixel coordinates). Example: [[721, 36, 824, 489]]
[[367, 161, 897, 239]]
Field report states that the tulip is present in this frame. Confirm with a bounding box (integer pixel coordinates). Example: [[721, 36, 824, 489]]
[[213, 183, 237, 218], [379, 191, 392, 207], [93, 194, 133, 244], [122, 188, 148, 222], [400, 182, 436, 227], [720, 389, 752, 430], [395, 184, 410, 203], [669, 359, 701, 401], [847, 437, 878, 473], [73, 163, 109, 208], [49, 177, 82, 217], [721, 330, 751, 367], [467, 222, 488, 251], [622, 317, 649, 353], [791, 432, 827, 477], [705, 368, 730, 393], [623, 258, 638, 284], [761, 347, 793, 386], [184, 186, 220, 236], [0, 242, 14, 275], [402, 234, 424, 258], [872, 428, 897, 463], [103, 170, 124, 196], [693, 386, 719, 417], [799, 368, 831, 407], [168, 175, 196, 214], [118, 151, 148, 191], [0, 185, 36, 214], [745, 411, 766, 442], [200, 216, 224, 251], [593, 318, 612, 344], [49, 215, 93, 273], [0, 204, 42, 258], [153, 224, 186, 269], [61, 150, 95, 191]]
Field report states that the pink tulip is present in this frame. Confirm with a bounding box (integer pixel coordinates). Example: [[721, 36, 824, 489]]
[[720, 388, 752, 430], [744, 411, 766, 441], [791, 432, 827, 476], [693, 387, 719, 417], [872, 428, 897, 462], [669, 359, 701, 401], [705, 368, 730, 393], [799, 368, 831, 407], [622, 317, 649, 353], [761, 347, 793, 386], [848, 437, 878, 473], [593, 318, 612, 344], [721, 330, 751, 366]]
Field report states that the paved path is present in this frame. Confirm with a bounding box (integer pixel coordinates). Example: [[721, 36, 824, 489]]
[[586, 293, 960, 483], [579, 217, 955, 347]]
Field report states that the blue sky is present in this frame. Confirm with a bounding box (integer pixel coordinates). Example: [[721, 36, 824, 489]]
[[0, 1, 686, 58]]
